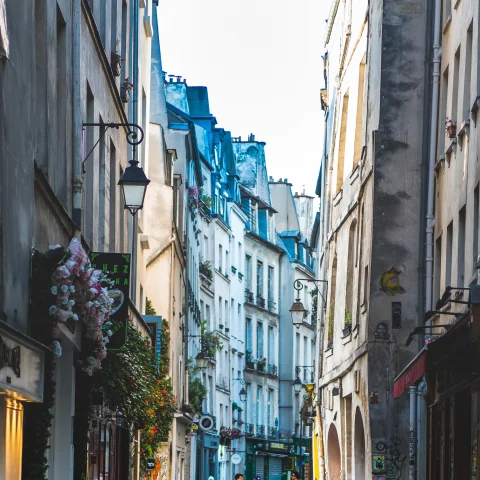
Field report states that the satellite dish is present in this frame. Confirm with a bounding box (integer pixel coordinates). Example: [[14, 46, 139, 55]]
[[198, 415, 214, 431], [231, 453, 241, 465]]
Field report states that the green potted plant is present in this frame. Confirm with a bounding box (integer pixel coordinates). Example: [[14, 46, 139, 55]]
[[246, 348, 254, 369], [257, 357, 267, 372], [343, 308, 352, 337]]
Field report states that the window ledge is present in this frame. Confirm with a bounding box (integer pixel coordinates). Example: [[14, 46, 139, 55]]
[[443, 15, 452, 34], [445, 137, 457, 155], [457, 120, 470, 137], [333, 189, 343, 206], [341, 332, 352, 345], [349, 164, 360, 185], [325, 347, 333, 358], [360, 302, 368, 314]]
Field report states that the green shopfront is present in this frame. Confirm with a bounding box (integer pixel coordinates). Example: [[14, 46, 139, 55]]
[[245, 438, 295, 480]]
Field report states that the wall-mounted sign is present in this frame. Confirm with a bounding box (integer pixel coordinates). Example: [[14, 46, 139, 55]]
[[146, 458, 155, 470], [269, 442, 288, 453], [91, 252, 131, 350], [0, 325, 45, 402], [0, 335, 21, 377]]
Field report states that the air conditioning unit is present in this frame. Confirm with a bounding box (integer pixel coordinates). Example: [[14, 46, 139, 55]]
[[198, 415, 214, 432]]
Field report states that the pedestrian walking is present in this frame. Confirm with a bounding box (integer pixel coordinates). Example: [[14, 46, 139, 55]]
[[291, 471, 301, 480]]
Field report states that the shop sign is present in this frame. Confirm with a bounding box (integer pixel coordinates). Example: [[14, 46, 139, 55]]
[[269, 442, 288, 453], [0, 327, 45, 402], [203, 433, 219, 449], [91, 252, 131, 350]]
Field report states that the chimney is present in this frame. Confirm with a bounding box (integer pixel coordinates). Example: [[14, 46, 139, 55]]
[[269, 176, 274, 182], [295, 192, 298, 196], [284, 178, 288, 183], [279, 178, 283, 183], [248, 133, 255, 142]]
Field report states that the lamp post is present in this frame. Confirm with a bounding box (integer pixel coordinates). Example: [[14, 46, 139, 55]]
[[289, 278, 329, 328]]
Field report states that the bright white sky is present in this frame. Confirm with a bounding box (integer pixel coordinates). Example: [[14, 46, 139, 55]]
[[158, 0, 328, 197]]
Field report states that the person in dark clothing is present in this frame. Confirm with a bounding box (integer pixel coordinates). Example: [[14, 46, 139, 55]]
[[234, 475, 243, 480], [291, 471, 301, 480]]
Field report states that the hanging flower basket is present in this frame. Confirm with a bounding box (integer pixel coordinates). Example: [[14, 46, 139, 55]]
[[220, 426, 242, 440]]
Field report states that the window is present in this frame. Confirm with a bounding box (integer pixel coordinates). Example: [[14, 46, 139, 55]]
[[268, 327, 274, 365], [345, 220, 357, 324], [246, 317, 252, 352], [57, 6, 67, 199], [219, 244, 223, 272], [446, 221, 453, 289], [354, 56, 366, 166], [458, 206, 466, 287], [173, 175, 181, 228], [218, 297, 222, 328], [245, 255, 252, 290], [256, 260, 264, 298], [267, 389, 273, 428], [206, 304, 211, 328], [203, 235, 209, 261], [0, 0, 9, 58], [474, 185, 479, 264], [463, 25, 473, 120], [434, 236, 442, 305], [226, 250, 229, 274], [256, 322, 264, 359], [267, 266, 274, 304], [109, 141, 118, 252], [238, 242, 242, 270], [442, 0, 451, 27], [225, 300, 229, 329], [451, 47, 460, 124], [250, 202, 257, 233], [256, 386, 263, 426], [336, 90, 350, 194]]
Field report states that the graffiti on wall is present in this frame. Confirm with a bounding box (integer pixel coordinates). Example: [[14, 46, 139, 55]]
[[379, 267, 406, 296], [373, 437, 406, 480]]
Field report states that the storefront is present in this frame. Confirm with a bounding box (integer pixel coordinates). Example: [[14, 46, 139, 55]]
[[199, 430, 219, 480], [0, 323, 45, 480], [394, 307, 480, 479], [245, 438, 293, 480]]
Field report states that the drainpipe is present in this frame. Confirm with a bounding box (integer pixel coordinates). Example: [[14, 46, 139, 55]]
[[425, 0, 442, 311], [72, 0, 82, 232], [417, 380, 427, 480], [409, 385, 417, 480]]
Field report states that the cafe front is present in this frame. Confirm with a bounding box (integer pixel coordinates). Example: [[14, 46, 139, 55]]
[[0, 322, 45, 480]]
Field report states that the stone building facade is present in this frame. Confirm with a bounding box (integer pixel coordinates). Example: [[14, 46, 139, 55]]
[[315, 0, 430, 478]]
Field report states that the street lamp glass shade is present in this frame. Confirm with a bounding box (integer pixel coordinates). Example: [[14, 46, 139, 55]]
[[239, 387, 247, 403], [118, 160, 151, 215], [290, 299, 308, 328], [293, 377, 303, 394], [195, 351, 210, 370]]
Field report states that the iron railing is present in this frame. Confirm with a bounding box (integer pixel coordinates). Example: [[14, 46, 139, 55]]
[[267, 300, 276, 312], [245, 423, 255, 436], [245, 289, 254, 303], [268, 426, 278, 438], [267, 364, 278, 376], [257, 295, 266, 309], [256, 424, 265, 436]]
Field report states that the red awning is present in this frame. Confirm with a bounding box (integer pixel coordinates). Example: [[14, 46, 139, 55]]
[[393, 350, 427, 399]]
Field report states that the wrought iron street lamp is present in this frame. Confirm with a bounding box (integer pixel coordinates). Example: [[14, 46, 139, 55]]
[[290, 278, 328, 328], [239, 387, 247, 403], [293, 377, 303, 394], [195, 350, 210, 370], [118, 159, 151, 215]]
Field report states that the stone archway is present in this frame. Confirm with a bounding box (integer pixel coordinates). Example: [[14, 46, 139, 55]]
[[327, 423, 341, 479], [354, 407, 366, 479]]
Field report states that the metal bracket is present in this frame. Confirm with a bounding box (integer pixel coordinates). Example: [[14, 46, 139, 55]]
[[82, 122, 144, 164]]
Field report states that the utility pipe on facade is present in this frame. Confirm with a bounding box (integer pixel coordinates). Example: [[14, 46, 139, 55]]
[[409, 385, 417, 480], [72, 0, 82, 232], [425, 0, 442, 311], [416, 381, 427, 480]]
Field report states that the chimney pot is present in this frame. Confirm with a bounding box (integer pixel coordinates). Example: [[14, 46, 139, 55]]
[[284, 178, 288, 183], [279, 178, 283, 182]]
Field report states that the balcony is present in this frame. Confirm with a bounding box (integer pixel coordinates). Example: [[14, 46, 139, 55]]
[[268, 426, 278, 438], [256, 424, 266, 437], [256, 295, 266, 309], [245, 289, 254, 304], [267, 300, 276, 312], [245, 423, 255, 437], [267, 364, 278, 376], [200, 272, 213, 291]]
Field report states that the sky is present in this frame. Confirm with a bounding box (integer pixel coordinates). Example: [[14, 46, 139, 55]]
[[158, 0, 328, 197]]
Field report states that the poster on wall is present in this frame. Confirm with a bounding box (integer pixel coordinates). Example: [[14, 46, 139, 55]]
[[91, 252, 131, 350]]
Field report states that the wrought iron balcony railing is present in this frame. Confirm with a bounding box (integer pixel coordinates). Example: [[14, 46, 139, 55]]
[[256, 295, 266, 309], [267, 364, 278, 376], [245, 289, 254, 303], [245, 423, 255, 437], [267, 300, 276, 312], [268, 426, 278, 438], [256, 424, 266, 436]]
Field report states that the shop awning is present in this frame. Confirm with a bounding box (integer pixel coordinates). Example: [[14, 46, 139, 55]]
[[393, 350, 427, 399]]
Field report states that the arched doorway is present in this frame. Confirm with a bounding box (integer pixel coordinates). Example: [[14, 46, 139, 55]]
[[327, 424, 341, 479], [354, 407, 366, 479]]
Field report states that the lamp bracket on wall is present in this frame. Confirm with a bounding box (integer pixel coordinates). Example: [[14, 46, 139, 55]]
[[293, 278, 328, 311], [82, 122, 144, 164]]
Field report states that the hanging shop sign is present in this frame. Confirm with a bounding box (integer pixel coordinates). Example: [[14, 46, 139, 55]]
[[146, 458, 155, 471], [91, 252, 131, 350], [0, 325, 45, 402]]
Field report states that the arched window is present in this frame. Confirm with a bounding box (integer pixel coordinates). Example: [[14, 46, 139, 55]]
[[345, 219, 357, 327]]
